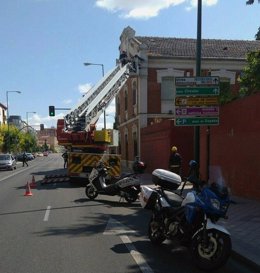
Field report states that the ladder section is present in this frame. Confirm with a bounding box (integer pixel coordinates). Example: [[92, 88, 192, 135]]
[[64, 64, 130, 130], [84, 64, 129, 129], [64, 65, 120, 129]]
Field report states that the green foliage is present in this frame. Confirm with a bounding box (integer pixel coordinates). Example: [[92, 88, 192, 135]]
[[19, 132, 37, 153], [219, 81, 233, 105], [239, 50, 260, 95], [0, 124, 38, 153], [255, 27, 260, 40]]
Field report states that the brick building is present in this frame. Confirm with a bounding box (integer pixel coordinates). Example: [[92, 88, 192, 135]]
[[37, 128, 58, 151], [116, 26, 260, 182]]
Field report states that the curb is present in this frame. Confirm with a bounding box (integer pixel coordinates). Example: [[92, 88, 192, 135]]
[[231, 250, 260, 272]]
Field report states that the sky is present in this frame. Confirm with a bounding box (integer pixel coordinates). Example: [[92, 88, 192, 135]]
[[0, 0, 259, 130]]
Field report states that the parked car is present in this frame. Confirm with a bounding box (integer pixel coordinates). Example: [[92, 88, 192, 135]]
[[16, 152, 34, 161], [43, 151, 48, 156], [0, 154, 17, 171], [25, 153, 34, 160]]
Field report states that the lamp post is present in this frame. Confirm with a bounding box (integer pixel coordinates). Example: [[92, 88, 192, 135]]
[[26, 111, 36, 132], [6, 90, 22, 153], [84, 62, 106, 129]]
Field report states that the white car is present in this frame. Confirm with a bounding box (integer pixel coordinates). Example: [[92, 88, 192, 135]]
[[0, 154, 17, 171]]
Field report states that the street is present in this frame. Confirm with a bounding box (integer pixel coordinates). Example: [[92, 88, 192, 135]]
[[0, 154, 257, 273]]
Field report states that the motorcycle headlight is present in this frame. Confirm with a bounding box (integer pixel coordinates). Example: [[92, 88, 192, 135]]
[[210, 198, 220, 210]]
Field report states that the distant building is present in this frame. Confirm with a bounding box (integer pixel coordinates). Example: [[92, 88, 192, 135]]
[[0, 103, 7, 125], [8, 115, 24, 130], [37, 128, 58, 151]]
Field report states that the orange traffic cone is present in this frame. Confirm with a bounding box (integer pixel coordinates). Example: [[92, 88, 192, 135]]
[[24, 181, 33, 196], [30, 175, 37, 188]]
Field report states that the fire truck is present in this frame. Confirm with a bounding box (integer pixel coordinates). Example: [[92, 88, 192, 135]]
[[56, 63, 134, 182]]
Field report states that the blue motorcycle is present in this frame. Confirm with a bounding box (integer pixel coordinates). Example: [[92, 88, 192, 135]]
[[139, 161, 232, 271]]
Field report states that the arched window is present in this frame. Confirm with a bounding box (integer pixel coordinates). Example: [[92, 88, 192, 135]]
[[132, 80, 137, 105], [124, 87, 128, 111]]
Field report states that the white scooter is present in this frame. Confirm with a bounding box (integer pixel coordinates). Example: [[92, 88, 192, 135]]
[[85, 158, 146, 203]]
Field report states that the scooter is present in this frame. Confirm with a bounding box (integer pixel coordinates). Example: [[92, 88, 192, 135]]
[[139, 160, 232, 271], [85, 158, 146, 203]]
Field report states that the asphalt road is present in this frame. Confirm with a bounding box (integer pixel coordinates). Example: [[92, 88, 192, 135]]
[[0, 154, 258, 273]]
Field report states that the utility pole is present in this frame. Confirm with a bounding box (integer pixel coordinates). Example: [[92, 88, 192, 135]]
[[194, 0, 202, 164]]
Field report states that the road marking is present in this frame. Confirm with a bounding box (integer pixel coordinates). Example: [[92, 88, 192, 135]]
[[104, 217, 154, 273], [0, 164, 35, 182], [43, 206, 51, 221], [120, 235, 154, 273]]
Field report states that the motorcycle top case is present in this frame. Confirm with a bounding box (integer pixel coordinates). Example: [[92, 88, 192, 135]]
[[139, 186, 158, 210], [152, 169, 181, 191]]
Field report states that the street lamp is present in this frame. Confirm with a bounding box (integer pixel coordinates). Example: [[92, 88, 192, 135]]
[[26, 111, 36, 132], [6, 90, 22, 153], [84, 62, 106, 129]]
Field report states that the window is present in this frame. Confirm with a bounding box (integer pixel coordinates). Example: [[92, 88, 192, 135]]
[[125, 133, 128, 161], [116, 97, 120, 115], [161, 77, 175, 113], [132, 81, 137, 105], [161, 77, 174, 100], [133, 131, 138, 158], [124, 88, 128, 111]]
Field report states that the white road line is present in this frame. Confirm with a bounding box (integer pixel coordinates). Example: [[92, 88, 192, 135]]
[[120, 235, 154, 273], [103, 218, 154, 273], [43, 206, 51, 221]]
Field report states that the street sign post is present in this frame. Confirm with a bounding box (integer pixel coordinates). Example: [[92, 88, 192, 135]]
[[174, 76, 220, 127], [175, 76, 219, 86], [175, 117, 219, 126], [175, 106, 219, 117], [176, 86, 219, 96], [175, 96, 219, 106]]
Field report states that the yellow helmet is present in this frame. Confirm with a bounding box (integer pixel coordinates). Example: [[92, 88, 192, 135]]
[[171, 146, 178, 152]]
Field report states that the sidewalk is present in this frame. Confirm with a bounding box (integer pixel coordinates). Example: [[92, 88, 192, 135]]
[[139, 173, 260, 270]]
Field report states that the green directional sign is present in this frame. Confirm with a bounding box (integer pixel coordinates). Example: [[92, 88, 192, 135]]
[[175, 117, 219, 126], [176, 86, 220, 96]]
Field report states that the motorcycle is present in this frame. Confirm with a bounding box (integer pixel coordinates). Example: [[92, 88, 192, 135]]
[[139, 161, 231, 271], [85, 157, 146, 203]]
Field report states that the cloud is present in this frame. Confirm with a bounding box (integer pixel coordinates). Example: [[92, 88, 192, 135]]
[[186, 0, 218, 10], [30, 113, 65, 129], [95, 0, 218, 19], [78, 83, 93, 94], [62, 99, 72, 105]]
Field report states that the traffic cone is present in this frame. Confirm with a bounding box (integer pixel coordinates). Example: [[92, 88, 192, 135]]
[[30, 175, 37, 188], [24, 182, 33, 196]]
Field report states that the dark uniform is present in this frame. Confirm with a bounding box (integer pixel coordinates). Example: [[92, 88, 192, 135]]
[[169, 146, 182, 175]]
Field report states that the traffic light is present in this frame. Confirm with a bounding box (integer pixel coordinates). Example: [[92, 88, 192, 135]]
[[49, 106, 55, 116]]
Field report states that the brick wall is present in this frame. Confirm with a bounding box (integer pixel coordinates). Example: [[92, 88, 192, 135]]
[[200, 92, 260, 200], [141, 119, 194, 175]]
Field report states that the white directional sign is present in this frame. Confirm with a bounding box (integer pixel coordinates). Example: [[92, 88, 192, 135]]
[[175, 76, 220, 86], [174, 76, 220, 126]]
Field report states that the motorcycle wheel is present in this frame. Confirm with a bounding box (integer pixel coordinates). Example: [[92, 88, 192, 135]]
[[191, 230, 231, 271], [85, 185, 98, 200], [125, 193, 138, 204], [148, 218, 166, 245]]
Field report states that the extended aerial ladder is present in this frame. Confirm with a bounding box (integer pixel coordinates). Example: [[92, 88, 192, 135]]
[[64, 63, 131, 132], [57, 62, 134, 146]]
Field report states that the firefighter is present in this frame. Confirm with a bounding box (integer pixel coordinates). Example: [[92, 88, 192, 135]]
[[168, 146, 182, 175], [62, 151, 68, 168]]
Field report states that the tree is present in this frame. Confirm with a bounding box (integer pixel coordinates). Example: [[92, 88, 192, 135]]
[[239, 50, 260, 95], [0, 124, 38, 153], [19, 132, 37, 152], [255, 27, 260, 40], [246, 0, 260, 4]]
